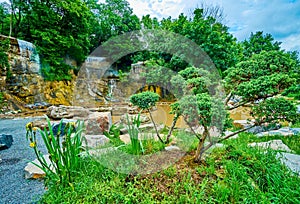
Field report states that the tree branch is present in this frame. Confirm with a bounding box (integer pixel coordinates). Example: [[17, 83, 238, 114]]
[[227, 100, 250, 110], [184, 117, 201, 140], [147, 108, 164, 144], [224, 91, 232, 105], [218, 124, 256, 142]]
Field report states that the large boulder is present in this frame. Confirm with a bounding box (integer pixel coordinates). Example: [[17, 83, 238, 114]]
[[47, 105, 91, 119], [0, 134, 13, 150], [51, 119, 78, 136], [85, 112, 112, 135]]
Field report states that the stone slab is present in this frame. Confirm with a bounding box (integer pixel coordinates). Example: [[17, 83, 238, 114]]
[[249, 140, 292, 152]]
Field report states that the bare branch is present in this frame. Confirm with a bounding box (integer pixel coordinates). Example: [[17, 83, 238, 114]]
[[187, 1, 226, 23]]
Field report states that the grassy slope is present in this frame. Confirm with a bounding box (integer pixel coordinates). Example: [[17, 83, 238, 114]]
[[40, 133, 300, 204]]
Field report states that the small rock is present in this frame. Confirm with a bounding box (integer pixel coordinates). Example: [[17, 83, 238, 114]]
[[83, 135, 110, 149], [165, 145, 181, 151], [256, 128, 295, 137], [120, 123, 164, 134], [233, 120, 254, 129], [249, 140, 292, 152], [0, 134, 13, 150], [120, 114, 150, 124], [24, 155, 53, 179], [120, 134, 131, 144], [291, 128, 300, 135], [224, 130, 239, 139]]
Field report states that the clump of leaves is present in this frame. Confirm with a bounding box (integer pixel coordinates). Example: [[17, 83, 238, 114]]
[[104, 124, 124, 146], [125, 113, 144, 155]]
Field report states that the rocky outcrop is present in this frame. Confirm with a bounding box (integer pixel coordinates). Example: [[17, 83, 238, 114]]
[[43, 80, 75, 106], [0, 35, 44, 106], [47, 105, 91, 119], [0, 134, 13, 150]]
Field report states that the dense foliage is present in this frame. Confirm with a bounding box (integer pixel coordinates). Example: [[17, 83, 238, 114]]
[[0, 37, 10, 78], [0, 0, 140, 80], [0, 1, 244, 80]]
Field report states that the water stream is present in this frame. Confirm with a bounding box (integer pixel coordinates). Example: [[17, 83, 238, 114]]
[[17, 39, 40, 65]]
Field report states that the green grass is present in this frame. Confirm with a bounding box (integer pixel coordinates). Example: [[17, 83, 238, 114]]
[[40, 133, 300, 204]]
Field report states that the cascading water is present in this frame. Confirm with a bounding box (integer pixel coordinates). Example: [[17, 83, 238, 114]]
[[73, 56, 113, 107], [17, 39, 40, 63], [106, 78, 117, 102], [16, 39, 44, 103]]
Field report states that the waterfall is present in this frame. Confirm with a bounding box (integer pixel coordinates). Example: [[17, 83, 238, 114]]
[[107, 78, 117, 101], [17, 39, 41, 73]]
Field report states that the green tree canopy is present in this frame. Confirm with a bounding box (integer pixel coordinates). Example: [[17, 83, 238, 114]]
[[242, 31, 281, 58]]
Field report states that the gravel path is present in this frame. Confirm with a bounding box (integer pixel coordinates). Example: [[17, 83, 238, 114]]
[[0, 118, 46, 204]]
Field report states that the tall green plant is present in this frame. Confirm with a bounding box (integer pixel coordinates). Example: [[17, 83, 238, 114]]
[[25, 117, 85, 187], [125, 113, 144, 155]]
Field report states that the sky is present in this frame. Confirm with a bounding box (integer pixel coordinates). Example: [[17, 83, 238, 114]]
[[125, 0, 300, 52]]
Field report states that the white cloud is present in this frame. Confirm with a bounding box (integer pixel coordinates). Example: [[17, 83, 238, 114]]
[[127, 0, 300, 52]]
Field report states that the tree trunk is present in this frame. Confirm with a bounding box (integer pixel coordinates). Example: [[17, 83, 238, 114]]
[[9, 13, 12, 37], [147, 108, 164, 144], [165, 114, 179, 144], [194, 126, 209, 162]]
